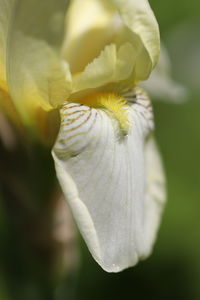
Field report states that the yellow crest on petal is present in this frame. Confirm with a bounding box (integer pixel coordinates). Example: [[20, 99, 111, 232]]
[[77, 92, 130, 134]]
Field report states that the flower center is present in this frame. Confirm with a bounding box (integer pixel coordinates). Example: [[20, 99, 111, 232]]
[[78, 92, 130, 134]]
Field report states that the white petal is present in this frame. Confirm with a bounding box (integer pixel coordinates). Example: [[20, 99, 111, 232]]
[[52, 89, 165, 272], [143, 136, 166, 253]]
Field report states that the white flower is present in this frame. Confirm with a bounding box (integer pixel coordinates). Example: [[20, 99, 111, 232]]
[[0, 0, 166, 272]]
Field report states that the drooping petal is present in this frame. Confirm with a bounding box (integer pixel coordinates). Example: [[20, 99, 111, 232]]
[[52, 89, 165, 272], [6, 0, 71, 126], [110, 0, 160, 80]]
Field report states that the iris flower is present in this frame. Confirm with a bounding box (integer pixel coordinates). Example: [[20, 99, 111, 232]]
[[0, 0, 166, 272]]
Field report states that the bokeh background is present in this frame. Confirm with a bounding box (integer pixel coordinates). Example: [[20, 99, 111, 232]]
[[0, 0, 200, 299]]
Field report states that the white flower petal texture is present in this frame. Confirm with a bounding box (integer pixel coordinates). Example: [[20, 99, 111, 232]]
[[52, 89, 165, 272]]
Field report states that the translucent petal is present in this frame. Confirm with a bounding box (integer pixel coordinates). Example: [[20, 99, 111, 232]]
[[52, 89, 165, 272], [6, 0, 71, 125]]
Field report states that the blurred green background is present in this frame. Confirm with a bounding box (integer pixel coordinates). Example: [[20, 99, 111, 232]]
[[1, 0, 200, 299]]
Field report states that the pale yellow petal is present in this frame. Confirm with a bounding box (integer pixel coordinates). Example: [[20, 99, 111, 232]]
[[0, 0, 24, 127], [69, 0, 160, 93], [6, 0, 71, 126], [13, 0, 70, 49], [111, 0, 160, 80], [0, 0, 15, 92], [62, 0, 117, 74], [73, 43, 136, 93], [7, 33, 72, 126]]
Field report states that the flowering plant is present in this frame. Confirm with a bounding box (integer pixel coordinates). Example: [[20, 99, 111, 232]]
[[0, 0, 165, 272]]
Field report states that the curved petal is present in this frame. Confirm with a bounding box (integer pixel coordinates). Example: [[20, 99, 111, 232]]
[[52, 88, 165, 272], [70, 0, 160, 93], [73, 43, 136, 93], [6, 0, 71, 126], [62, 0, 117, 74], [111, 0, 160, 80]]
